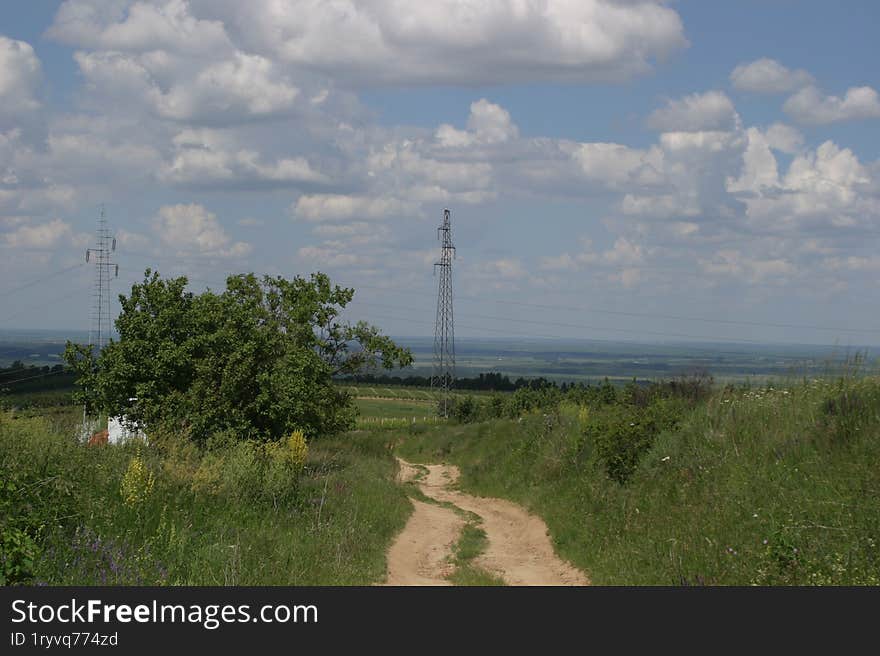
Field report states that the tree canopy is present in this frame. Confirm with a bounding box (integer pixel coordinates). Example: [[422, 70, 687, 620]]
[[64, 270, 412, 442]]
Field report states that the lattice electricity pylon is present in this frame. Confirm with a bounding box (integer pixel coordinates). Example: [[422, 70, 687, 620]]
[[431, 208, 456, 417], [85, 205, 118, 354]]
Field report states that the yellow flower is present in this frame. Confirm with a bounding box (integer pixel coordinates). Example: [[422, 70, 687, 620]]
[[120, 456, 155, 506], [265, 429, 309, 471]]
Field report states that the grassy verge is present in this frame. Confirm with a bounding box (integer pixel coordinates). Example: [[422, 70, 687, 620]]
[[396, 377, 880, 585], [1, 413, 411, 585]]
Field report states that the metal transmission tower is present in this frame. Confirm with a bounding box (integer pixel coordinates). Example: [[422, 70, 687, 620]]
[[431, 208, 456, 417], [85, 206, 118, 353]]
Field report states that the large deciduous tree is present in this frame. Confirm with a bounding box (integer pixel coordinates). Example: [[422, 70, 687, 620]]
[[64, 270, 412, 442]]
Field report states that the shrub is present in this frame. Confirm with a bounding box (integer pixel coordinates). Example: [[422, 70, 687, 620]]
[[450, 396, 479, 423], [63, 271, 412, 445], [586, 397, 687, 484], [487, 394, 506, 419]]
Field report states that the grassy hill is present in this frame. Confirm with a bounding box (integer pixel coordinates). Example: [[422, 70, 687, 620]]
[[3, 373, 878, 585], [397, 375, 880, 585]]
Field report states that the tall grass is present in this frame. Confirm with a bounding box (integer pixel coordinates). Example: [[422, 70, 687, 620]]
[[1, 412, 410, 585], [397, 376, 880, 585]]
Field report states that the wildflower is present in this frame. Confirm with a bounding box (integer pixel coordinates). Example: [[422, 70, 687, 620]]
[[120, 455, 155, 506]]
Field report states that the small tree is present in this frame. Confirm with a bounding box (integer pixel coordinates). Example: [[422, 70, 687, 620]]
[[64, 270, 412, 443]]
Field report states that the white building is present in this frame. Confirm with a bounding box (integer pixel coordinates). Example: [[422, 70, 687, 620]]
[[107, 415, 146, 445]]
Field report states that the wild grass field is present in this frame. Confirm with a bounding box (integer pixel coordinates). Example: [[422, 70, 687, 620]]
[[0, 411, 410, 585], [396, 375, 880, 585], [4, 366, 879, 586]]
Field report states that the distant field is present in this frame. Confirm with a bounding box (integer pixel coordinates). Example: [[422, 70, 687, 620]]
[[353, 397, 446, 429], [3, 330, 878, 388], [354, 397, 434, 418], [396, 337, 879, 385]]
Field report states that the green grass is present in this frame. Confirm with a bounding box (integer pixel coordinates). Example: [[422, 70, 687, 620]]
[[448, 524, 506, 586], [338, 384, 495, 402], [1, 414, 411, 585], [353, 397, 448, 430], [354, 397, 435, 419], [396, 377, 880, 585]]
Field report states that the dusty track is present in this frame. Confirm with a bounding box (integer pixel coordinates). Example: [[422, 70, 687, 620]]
[[385, 458, 588, 586]]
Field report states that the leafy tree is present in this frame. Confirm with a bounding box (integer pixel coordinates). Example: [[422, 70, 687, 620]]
[[64, 270, 412, 443]]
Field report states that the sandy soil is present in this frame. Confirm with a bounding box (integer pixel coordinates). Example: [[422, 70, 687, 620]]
[[385, 457, 589, 586]]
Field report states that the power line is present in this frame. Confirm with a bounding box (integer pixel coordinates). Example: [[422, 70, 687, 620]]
[[0, 367, 72, 387], [0, 277, 94, 326], [350, 299, 875, 346], [104, 260, 878, 348], [353, 310, 866, 362], [351, 299, 780, 345], [114, 251, 878, 337], [341, 281, 880, 336], [102, 262, 872, 355], [346, 301, 868, 357], [0, 263, 85, 298]]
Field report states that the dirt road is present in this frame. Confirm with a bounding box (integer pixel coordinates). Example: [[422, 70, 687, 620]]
[[385, 458, 589, 586]]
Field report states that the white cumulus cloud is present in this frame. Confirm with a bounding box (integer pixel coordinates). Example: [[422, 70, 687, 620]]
[[783, 85, 880, 124], [176, 0, 686, 86], [293, 194, 420, 223], [0, 36, 42, 116], [730, 58, 813, 94], [48, 0, 232, 55], [152, 203, 250, 257], [647, 91, 738, 132], [2, 219, 76, 249]]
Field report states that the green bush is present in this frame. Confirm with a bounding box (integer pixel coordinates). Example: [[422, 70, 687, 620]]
[[585, 396, 688, 484], [450, 396, 479, 423]]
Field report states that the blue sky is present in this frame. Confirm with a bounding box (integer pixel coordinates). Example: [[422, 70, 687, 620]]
[[1, 1, 879, 347]]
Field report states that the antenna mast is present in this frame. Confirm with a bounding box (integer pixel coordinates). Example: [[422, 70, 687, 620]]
[[86, 205, 118, 354], [431, 208, 456, 417]]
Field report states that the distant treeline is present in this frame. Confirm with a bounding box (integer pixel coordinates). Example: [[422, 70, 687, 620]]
[[339, 371, 545, 391], [338, 371, 644, 392]]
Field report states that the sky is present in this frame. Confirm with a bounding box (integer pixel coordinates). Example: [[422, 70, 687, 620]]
[[1, 0, 879, 347]]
